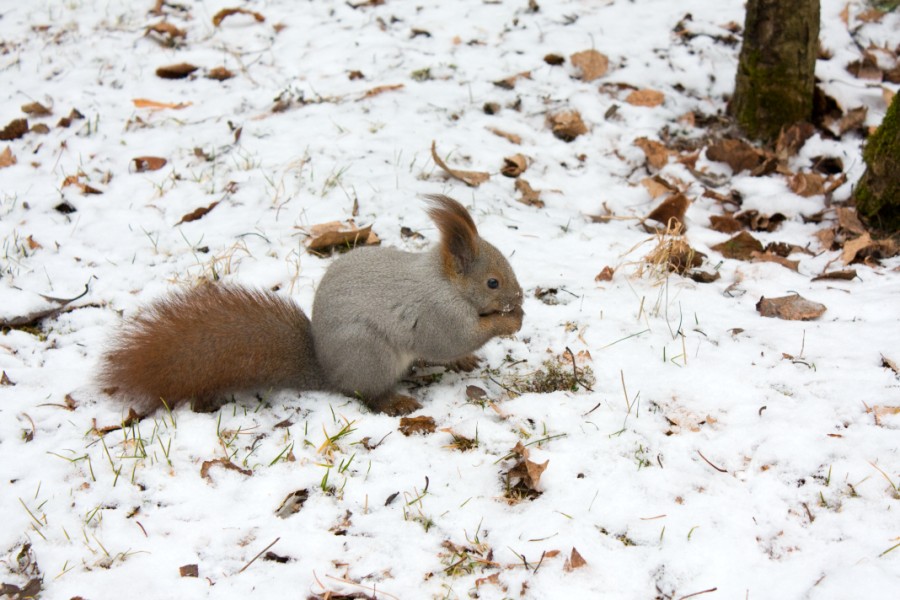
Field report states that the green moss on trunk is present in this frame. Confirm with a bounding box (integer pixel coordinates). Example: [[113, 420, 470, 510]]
[[729, 0, 820, 141], [854, 94, 900, 232]]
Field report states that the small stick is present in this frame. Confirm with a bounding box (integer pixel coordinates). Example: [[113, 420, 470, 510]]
[[677, 587, 718, 600], [237, 537, 280, 574], [697, 450, 727, 473], [564, 346, 594, 392]]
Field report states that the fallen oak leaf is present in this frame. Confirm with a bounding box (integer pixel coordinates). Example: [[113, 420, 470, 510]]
[[500, 154, 528, 178], [132, 156, 167, 172], [641, 175, 678, 199], [514, 178, 544, 207], [706, 138, 764, 174], [156, 62, 199, 79], [811, 269, 857, 281], [0, 118, 28, 141], [399, 415, 436, 436], [547, 110, 587, 142], [633, 137, 669, 170], [570, 49, 609, 82], [21, 101, 51, 116], [711, 231, 763, 260], [177, 201, 220, 225], [644, 192, 689, 233], [0, 146, 16, 169], [431, 141, 489, 187], [212, 7, 266, 27], [756, 294, 826, 320], [200, 458, 252, 482], [788, 172, 826, 197], [626, 89, 665, 107]]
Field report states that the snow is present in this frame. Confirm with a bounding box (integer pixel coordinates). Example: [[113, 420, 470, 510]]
[[1, 0, 899, 598]]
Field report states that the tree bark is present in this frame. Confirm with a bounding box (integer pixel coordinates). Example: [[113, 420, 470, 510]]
[[854, 94, 900, 233], [729, 0, 820, 141]]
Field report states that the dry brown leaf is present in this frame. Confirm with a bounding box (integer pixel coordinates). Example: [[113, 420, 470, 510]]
[[735, 209, 785, 232], [501, 154, 528, 178], [882, 355, 899, 377], [304, 223, 376, 254], [146, 21, 186, 42], [837, 106, 867, 135], [515, 179, 544, 208], [506, 442, 548, 492], [544, 53, 565, 66], [570, 49, 609, 82], [0, 118, 28, 141], [430, 141, 489, 187], [360, 83, 404, 99], [399, 415, 436, 436], [626, 89, 665, 107], [493, 71, 532, 89], [207, 66, 235, 81], [21, 102, 51, 116], [641, 175, 677, 199], [486, 127, 522, 144], [841, 233, 877, 264], [873, 405, 900, 427], [564, 547, 588, 572], [756, 294, 826, 320], [212, 7, 265, 27], [815, 227, 836, 251], [789, 172, 826, 197], [750, 251, 799, 271], [177, 201, 220, 225], [644, 193, 689, 232], [711, 231, 763, 260], [548, 110, 588, 141], [775, 122, 815, 159], [0, 371, 15, 386], [156, 63, 199, 79], [633, 137, 669, 170], [475, 573, 501, 588], [0, 146, 16, 169], [709, 214, 742, 233], [706, 138, 764, 174], [26, 235, 42, 250], [179, 564, 199, 578], [812, 269, 856, 281], [62, 174, 102, 195], [200, 458, 252, 482], [595, 266, 614, 282], [132, 156, 167, 172], [133, 98, 192, 110]]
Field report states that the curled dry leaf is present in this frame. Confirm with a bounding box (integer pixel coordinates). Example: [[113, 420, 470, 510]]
[[146, 21, 186, 43], [360, 83, 404, 99], [515, 178, 544, 207], [641, 175, 677, 199], [570, 49, 609, 82], [504, 441, 548, 496], [626, 89, 665, 107], [493, 71, 531, 89], [711, 231, 763, 260], [156, 63, 199, 79], [275, 489, 309, 519], [750, 251, 799, 271], [0, 118, 29, 141], [564, 547, 588, 572], [706, 138, 764, 174], [486, 127, 522, 144], [179, 564, 199, 578], [200, 458, 252, 482], [633, 137, 669, 170], [644, 192, 689, 233], [133, 98, 192, 110], [501, 154, 528, 178], [595, 266, 614, 282], [812, 269, 856, 282], [212, 7, 265, 27], [709, 214, 743, 233], [177, 201, 220, 225], [132, 156, 167, 172], [21, 101, 51, 116], [399, 415, 436, 436], [303, 221, 378, 254], [62, 174, 102, 195], [0, 146, 16, 169], [430, 141, 490, 187], [789, 172, 826, 197], [207, 66, 235, 81], [756, 294, 826, 321], [547, 110, 587, 142]]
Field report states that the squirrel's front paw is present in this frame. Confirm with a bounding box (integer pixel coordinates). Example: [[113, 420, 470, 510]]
[[495, 305, 524, 336], [365, 393, 422, 416], [446, 354, 482, 372]]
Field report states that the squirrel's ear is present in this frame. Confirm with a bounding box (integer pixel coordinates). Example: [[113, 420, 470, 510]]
[[425, 195, 479, 275]]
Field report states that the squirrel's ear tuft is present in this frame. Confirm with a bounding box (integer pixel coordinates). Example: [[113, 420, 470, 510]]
[[424, 194, 479, 275]]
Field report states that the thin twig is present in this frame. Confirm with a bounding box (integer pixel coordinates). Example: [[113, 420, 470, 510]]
[[564, 346, 594, 392], [677, 587, 718, 600], [697, 450, 727, 473], [237, 537, 280, 574]]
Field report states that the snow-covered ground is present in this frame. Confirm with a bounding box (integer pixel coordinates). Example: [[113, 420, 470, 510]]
[[1, 1, 898, 598]]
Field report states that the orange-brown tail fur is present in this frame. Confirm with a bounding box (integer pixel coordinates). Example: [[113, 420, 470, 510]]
[[99, 285, 324, 413]]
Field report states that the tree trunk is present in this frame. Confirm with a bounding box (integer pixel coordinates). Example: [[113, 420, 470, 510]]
[[854, 94, 900, 232], [729, 0, 820, 141]]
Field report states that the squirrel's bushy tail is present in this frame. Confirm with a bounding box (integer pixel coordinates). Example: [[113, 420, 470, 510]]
[[99, 284, 324, 413]]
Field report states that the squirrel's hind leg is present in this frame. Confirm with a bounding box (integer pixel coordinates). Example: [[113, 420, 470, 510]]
[[362, 393, 422, 416]]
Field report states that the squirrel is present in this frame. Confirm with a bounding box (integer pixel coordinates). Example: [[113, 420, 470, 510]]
[[99, 195, 524, 416]]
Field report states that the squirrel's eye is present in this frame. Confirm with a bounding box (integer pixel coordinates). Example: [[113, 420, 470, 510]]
[[487, 278, 499, 289]]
